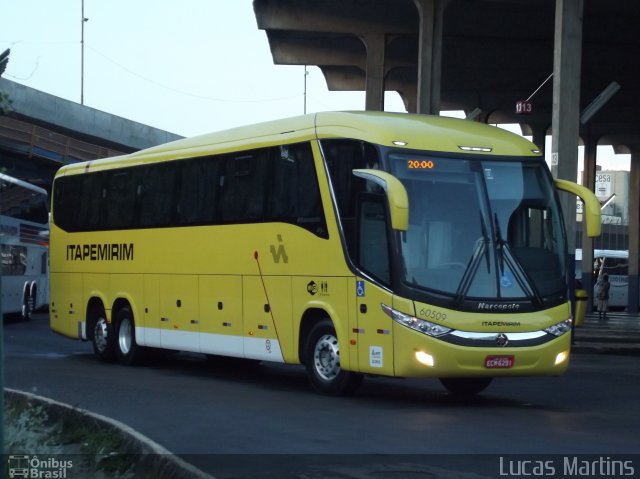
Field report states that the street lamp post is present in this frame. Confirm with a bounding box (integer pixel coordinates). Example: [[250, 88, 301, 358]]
[[81, 0, 88, 104]]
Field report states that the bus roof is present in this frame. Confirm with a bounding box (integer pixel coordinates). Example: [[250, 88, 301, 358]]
[[0, 172, 48, 195], [57, 111, 542, 176]]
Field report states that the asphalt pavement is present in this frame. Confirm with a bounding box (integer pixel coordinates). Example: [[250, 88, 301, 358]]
[[4, 310, 640, 478]]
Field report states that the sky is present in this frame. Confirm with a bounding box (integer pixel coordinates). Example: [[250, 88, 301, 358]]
[[2, 0, 630, 171]]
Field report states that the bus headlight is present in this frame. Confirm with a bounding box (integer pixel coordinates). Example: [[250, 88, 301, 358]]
[[381, 303, 452, 337], [544, 319, 572, 337]]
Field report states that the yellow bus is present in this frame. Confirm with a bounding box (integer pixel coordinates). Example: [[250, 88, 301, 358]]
[[50, 111, 600, 395]]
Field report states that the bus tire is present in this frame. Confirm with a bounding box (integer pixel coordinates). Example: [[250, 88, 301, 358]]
[[91, 311, 115, 362], [115, 307, 141, 366], [21, 284, 35, 321], [440, 377, 493, 396], [304, 319, 362, 396]]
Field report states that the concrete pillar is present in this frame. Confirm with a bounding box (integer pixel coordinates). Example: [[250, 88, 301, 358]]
[[361, 34, 386, 111], [413, 0, 448, 115], [628, 149, 640, 313], [581, 133, 597, 301], [550, 0, 583, 294]]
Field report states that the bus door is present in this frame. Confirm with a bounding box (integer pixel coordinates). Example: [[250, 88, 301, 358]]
[[159, 275, 200, 351], [355, 279, 395, 375], [354, 194, 395, 375]]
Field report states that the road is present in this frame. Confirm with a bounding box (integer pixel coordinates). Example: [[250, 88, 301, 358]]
[[4, 313, 640, 478]]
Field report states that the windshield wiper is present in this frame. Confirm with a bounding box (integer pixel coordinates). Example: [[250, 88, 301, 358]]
[[453, 213, 490, 304], [480, 213, 491, 273], [492, 213, 541, 303], [494, 213, 505, 274]]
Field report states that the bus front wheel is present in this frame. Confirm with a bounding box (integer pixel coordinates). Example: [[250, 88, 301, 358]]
[[304, 319, 362, 396], [115, 307, 141, 366], [440, 377, 493, 396]]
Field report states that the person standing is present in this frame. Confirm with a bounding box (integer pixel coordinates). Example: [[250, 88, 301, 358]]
[[596, 274, 610, 320]]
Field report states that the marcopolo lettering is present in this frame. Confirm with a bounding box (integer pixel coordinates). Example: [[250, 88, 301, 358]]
[[66, 243, 134, 261], [477, 302, 520, 312]]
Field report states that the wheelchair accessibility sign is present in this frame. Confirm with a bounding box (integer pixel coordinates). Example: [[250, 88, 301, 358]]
[[356, 280, 365, 297]]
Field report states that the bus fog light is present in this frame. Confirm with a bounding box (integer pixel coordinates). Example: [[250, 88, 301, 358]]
[[555, 350, 569, 366], [415, 351, 435, 367]]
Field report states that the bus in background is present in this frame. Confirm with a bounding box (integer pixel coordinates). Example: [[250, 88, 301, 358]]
[[49, 111, 601, 396], [1, 173, 49, 320], [576, 248, 629, 309]]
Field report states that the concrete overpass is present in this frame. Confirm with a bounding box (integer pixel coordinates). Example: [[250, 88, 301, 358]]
[[254, 0, 640, 311], [0, 78, 181, 191]]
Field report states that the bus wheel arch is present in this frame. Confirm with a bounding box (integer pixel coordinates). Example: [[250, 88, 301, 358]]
[[298, 308, 328, 364], [113, 300, 141, 366], [87, 298, 115, 362], [302, 315, 362, 396]]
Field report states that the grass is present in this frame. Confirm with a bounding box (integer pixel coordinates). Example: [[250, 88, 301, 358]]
[[5, 392, 138, 477], [4, 392, 196, 478]]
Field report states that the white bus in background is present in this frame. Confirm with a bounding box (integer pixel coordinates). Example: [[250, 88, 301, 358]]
[[576, 248, 629, 309], [1, 173, 49, 319]]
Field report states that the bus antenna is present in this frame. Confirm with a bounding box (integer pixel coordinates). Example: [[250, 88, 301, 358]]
[[253, 251, 281, 341]]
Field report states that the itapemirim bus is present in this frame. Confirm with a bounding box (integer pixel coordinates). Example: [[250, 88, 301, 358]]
[[50, 112, 601, 395], [1, 173, 49, 320]]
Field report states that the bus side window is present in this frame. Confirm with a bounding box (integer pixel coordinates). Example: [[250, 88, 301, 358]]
[[604, 257, 628, 276], [78, 173, 104, 231], [105, 171, 137, 229], [322, 139, 381, 258], [177, 157, 222, 225], [41, 251, 48, 275], [139, 162, 178, 228], [220, 151, 268, 223], [268, 142, 327, 237]]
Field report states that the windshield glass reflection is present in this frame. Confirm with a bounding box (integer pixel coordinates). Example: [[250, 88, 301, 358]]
[[389, 153, 566, 304]]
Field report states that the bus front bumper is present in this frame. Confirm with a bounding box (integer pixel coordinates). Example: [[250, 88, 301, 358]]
[[393, 321, 572, 378]]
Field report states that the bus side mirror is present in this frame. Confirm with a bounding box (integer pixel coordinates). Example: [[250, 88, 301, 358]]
[[554, 179, 601, 238], [353, 169, 408, 231]]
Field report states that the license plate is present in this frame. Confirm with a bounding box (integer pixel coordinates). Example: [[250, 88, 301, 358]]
[[485, 355, 515, 369]]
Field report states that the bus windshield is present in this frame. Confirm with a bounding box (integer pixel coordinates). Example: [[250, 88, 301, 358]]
[[389, 152, 566, 309]]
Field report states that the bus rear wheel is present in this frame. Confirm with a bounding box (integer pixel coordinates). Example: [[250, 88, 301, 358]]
[[115, 307, 141, 366], [91, 313, 115, 362], [440, 377, 493, 396], [304, 319, 362, 396], [21, 286, 35, 321]]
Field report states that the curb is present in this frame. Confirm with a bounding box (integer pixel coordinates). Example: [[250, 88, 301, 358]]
[[5, 388, 214, 479]]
